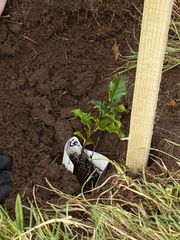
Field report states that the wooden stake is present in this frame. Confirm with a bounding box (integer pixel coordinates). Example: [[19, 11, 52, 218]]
[[126, 0, 174, 170]]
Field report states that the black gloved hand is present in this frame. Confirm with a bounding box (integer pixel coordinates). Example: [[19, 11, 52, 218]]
[[0, 154, 13, 203]]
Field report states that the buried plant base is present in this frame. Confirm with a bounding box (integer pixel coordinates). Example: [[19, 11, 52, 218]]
[[62, 137, 109, 190], [63, 76, 127, 190], [69, 152, 98, 191]]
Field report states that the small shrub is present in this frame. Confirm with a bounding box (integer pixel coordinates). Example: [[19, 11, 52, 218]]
[[72, 75, 127, 145]]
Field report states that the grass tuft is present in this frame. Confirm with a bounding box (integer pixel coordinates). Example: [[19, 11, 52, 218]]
[[116, 3, 180, 75], [0, 160, 179, 240]]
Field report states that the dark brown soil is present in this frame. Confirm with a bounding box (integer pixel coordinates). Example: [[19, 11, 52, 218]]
[[0, 0, 179, 208], [70, 152, 99, 190]]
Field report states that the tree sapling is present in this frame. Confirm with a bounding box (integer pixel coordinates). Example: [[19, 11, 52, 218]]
[[72, 75, 127, 146], [70, 75, 127, 188]]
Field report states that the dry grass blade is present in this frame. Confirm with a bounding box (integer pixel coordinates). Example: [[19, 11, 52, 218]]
[[0, 162, 179, 239], [113, 2, 180, 75]]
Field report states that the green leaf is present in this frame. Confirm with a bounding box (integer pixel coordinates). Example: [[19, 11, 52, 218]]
[[72, 108, 97, 132], [85, 139, 94, 145], [109, 75, 126, 104], [74, 131, 93, 145], [91, 100, 110, 114], [115, 104, 126, 113], [98, 114, 125, 139], [74, 131, 87, 142], [15, 194, 24, 232], [98, 114, 120, 129]]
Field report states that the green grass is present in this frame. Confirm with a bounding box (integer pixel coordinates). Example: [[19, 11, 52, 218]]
[[0, 161, 179, 240], [116, 4, 180, 75]]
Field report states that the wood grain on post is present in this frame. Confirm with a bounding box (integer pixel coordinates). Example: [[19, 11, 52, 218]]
[[126, 0, 174, 170]]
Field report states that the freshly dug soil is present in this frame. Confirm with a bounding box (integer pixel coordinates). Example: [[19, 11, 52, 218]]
[[0, 0, 179, 209]]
